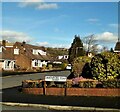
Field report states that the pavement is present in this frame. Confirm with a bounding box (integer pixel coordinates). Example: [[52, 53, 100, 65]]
[[1, 102, 120, 111]]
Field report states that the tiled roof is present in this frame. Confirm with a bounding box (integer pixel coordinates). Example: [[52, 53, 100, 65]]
[[1, 47, 14, 60], [14, 42, 52, 61]]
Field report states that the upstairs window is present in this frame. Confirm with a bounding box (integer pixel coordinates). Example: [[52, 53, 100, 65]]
[[14, 48, 19, 55], [33, 49, 38, 55], [38, 50, 46, 55]]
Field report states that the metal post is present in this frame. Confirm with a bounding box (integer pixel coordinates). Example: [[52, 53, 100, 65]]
[[43, 80, 46, 95]]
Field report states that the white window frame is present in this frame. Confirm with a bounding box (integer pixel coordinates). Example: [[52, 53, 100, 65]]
[[14, 48, 19, 55]]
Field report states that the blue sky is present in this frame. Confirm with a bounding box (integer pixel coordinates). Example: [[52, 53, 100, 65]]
[[1, 1, 119, 49]]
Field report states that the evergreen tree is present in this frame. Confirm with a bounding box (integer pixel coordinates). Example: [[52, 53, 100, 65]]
[[68, 35, 85, 63], [110, 48, 114, 52]]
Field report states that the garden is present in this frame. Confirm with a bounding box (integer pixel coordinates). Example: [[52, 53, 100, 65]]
[[21, 35, 120, 96]]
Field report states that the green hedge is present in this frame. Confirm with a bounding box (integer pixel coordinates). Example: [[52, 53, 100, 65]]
[[101, 79, 120, 88]]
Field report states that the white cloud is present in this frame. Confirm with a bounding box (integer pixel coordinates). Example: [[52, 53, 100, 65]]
[[51, 44, 70, 48], [96, 44, 103, 49], [108, 23, 118, 28], [0, 30, 32, 43], [36, 41, 49, 46], [19, 0, 58, 10], [95, 32, 118, 42], [54, 28, 63, 33], [87, 18, 99, 23], [36, 3, 58, 10], [36, 41, 70, 48], [19, 0, 43, 7]]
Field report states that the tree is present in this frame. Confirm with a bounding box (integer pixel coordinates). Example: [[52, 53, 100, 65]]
[[83, 34, 98, 53], [110, 48, 114, 52], [68, 35, 85, 63]]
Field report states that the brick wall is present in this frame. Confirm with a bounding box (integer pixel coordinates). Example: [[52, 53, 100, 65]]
[[22, 88, 120, 96]]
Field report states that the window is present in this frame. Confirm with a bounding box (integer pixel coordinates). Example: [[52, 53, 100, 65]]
[[33, 49, 38, 55], [38, 50, 46, 55], [14, 49, 19, 55], [35, 60, 38, 66], [5, 60, 11, 69], [0, 47, 2, 52]]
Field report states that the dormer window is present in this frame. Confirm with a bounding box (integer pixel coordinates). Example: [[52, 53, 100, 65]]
[[38, 50, 46, 55], [33, 49, 38, 55], [14, 48, 19, 55]]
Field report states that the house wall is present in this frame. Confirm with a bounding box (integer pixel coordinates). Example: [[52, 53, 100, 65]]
[[0, 62, 3, 71]]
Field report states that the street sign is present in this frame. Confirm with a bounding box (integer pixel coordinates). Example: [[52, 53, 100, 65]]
[[45, 76, 67, 82]]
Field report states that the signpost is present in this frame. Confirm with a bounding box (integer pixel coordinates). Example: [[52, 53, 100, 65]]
[[45, 76, 67, 82]]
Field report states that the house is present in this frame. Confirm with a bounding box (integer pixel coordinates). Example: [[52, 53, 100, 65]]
[[58, 55, 69, 60], [114, 40, 120, 54], [13, 42, 52, 71], [52, 55, 69, 64], [0, 40, 15, 71]]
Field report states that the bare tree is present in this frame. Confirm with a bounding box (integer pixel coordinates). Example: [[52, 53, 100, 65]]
[[83, 34, 98, 53]]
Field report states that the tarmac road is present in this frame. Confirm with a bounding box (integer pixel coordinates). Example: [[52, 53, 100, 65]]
[[2, 71, 70, 89]]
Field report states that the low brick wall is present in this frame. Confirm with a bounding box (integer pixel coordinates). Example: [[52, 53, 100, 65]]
[[46, 88, 64, 96], [22, 88, 120, 96], [22, 88, 43, 95], [66, 88, 120, 96]]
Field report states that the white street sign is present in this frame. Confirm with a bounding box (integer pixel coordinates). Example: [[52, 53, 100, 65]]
[[45, 76, 67, 82]]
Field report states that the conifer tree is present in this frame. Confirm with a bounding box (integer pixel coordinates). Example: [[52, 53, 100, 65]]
[[68, 35, 85, 63]]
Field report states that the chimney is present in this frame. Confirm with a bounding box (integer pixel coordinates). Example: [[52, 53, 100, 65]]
[[22, 41, 26, 45], [2, 40, 6, 47], [21, 41, 26, 46]]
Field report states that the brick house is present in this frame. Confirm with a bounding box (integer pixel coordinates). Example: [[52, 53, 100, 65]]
[[13, 42, 51, 71], [0, 40, 15, 71]]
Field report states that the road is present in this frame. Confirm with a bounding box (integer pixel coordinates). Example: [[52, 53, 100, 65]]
[[2, 71, 70, 89], [1, 71, 120, 111]]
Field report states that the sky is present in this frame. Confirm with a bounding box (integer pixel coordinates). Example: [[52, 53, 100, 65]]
[[1, 0, 119, 50]]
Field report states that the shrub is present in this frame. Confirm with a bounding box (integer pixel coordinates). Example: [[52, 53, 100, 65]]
[[78, 80, 98, 88], [72, 56, 91, 77], [48, 64, 53, 70], [40, 64, 46, 71], [61, 63, 67, 70], [66, 80, 73, 87], [91, 52, 120, 81], [101, 79, 120, 88]]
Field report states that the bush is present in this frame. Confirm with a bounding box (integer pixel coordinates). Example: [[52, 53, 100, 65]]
[[48, 64, 53, 70], [91, 52, 120, 81], [101, 79, 120, 88], [40, 64, 46, 71], [61, 63, 67, 70], [72, 56, 91, 77], [78, 80, 98, 88]]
